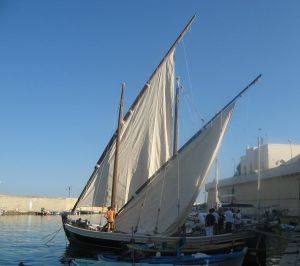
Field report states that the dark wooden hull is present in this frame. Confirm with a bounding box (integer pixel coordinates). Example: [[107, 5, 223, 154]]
[[62, 215, 260, 255], [64, 225, 125, 251]]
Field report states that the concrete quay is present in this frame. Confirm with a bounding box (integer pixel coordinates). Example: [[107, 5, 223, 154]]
[[279, 225, 300, 265]]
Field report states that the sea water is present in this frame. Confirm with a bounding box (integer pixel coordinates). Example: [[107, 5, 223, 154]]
[[0, 214, 288, 266], [0, 215, 68, 265], [0, 214, 104, 266]]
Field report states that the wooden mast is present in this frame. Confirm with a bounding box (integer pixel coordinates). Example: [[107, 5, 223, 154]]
[[174, 77, 180, 233], [111, 82, 125, 210], [173, 77, 180, 155]]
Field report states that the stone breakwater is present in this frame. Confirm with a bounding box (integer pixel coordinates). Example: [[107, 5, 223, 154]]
[[0, 194, 77, 213]]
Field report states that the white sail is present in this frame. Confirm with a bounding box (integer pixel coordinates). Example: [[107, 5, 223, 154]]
[[76, 49, 175, 209], [115, 103, 235, 235]]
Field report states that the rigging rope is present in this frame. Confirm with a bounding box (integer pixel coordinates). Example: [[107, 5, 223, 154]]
[[134, 175, 151, 233], [153, 163, 168, 233], [176, 152, 180, 231], [182, 40, 193, 96], [183, 91, 205, 125], [181, 41, 205, 126]]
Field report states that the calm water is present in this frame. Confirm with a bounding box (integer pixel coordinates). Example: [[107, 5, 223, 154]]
[[0, 215, 288, 266], [0, 214, 104, 266]]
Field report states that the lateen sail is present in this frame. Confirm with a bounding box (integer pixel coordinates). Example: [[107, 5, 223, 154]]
[[115, 103, 235, 235], [76, 49, 175, 210], [65, 16, 262, 249]]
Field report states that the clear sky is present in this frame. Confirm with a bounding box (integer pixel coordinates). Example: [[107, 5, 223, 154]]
[[0, 1, 300, 199]]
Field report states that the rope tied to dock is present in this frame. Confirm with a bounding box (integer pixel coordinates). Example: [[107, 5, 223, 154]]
[[42, 226, 63, 246]]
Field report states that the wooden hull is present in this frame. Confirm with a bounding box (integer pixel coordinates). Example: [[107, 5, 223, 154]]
[[71, 260, 245, 266], [63, 218, 256, 254], [99, 247, 248, 266], [71, 248, 248, 266]]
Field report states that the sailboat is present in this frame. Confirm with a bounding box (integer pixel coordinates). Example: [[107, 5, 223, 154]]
[[62, 16, 262, 253]]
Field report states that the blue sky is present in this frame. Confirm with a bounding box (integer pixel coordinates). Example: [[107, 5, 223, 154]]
[[0, 1, 299, 199]]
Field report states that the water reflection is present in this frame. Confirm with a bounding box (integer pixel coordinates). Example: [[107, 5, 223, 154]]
[[27, 215, 32, 228], [61, 244, 99, 264], [0, 215, 66, 266]]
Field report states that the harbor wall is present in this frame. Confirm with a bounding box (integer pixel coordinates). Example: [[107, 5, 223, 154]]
[[0, 194, 77, 213]]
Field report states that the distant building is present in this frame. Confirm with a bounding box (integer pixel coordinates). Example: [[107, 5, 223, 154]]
[[206, 143, 300, 216], [240, 144, 300, 175]]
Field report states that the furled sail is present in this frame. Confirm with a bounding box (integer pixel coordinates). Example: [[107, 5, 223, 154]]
[[115, 103, 235, 235], [75, 49, 175, 210]]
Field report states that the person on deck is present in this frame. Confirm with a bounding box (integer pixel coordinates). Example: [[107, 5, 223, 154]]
[[218, 209, 225, 234], [205, 208, 215, 237], [105, 206, 115, 232], [224, 208, 234, 233], [198, 212, 205, 227], [212, 208, 220, 235], [234, 209, 242, 229]]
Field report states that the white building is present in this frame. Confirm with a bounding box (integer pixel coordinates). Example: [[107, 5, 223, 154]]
[[206, 143, 300, 216], [240, 143, 300, 175]]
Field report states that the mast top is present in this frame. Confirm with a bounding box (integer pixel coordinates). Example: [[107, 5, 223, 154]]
[[176, 15, 196, 44], [123, 16, 196, 122]]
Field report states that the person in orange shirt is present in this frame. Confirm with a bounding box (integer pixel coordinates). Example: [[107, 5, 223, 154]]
[[105, 206, 115, 232]]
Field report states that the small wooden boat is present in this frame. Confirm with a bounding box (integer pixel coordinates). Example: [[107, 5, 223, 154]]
[[138, 247, 248, 266], [35, 208, 50, 216], [69, 247, 247, 266], [72, 260, 177, 266]]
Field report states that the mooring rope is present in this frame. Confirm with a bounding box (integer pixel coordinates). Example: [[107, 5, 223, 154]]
[[43, 226, 62, 246]]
